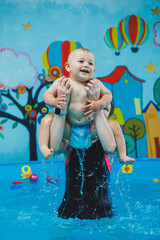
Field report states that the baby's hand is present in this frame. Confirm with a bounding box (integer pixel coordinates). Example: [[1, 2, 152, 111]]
[[83, 99, 100, 118]]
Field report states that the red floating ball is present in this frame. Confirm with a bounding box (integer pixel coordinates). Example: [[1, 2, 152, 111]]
[[30, 174, 38, 182]]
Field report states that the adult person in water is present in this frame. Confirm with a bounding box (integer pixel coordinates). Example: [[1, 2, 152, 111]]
[[39, 78, 135, 219], [39, 48, 134, 163], [39, 48, 113, 159]]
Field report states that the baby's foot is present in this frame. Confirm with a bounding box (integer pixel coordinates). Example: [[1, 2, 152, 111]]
[[41, 146, 54, 159], [119, 155, 135, 164]]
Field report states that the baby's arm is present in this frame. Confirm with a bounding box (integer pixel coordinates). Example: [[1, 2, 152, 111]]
[[43, 77, 68, 109], [97, 80, 112, 109]]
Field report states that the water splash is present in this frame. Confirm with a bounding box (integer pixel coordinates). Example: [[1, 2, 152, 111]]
[[112, 164, 133, 220], [75, 148, 86, 195]]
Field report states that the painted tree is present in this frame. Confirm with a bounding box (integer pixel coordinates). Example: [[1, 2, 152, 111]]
[[153, 77, 160, 107], [0, 72, 53, 160], [0, 40, 83, 161], [124, 134, 135, 155], [123, 118, 145, 158]]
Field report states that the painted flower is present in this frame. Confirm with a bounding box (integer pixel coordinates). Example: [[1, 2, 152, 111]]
[[49, 66, 62, 79], [0, 125, 4, 131], [41, 80, 46, 85], [49, 111, 54, 114], [18, 86, 26, 94], [121, 164, 133, 174], [0, 103, 8, 112], [38, 74, 45, 81], [12, 88, 18, 92], [25, 104, 32, 112], [38, 115, 44, 124], [0, 83, 4, 91], [112, 114, 117, 119], [41, 106, 48, 114], [45, 75, 53, 82], [28, 109, 37, 118]]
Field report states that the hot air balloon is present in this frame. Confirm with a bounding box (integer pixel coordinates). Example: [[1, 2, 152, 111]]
[[104, 26, 127, 56], [119, 15, 149, 53], [42, 40, 82, 79]]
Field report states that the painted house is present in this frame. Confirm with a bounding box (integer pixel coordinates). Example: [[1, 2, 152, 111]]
[[109, 107, 125, 126], [98, 66, 145, 121], [143, 101, 160, 158], [98, 66, 147, 158]]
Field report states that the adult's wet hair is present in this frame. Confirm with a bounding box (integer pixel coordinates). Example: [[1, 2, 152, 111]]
[[108, 100, 114, 118]]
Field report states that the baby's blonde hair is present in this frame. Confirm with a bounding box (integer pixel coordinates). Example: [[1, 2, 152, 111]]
[[68, 48, 94, 62]]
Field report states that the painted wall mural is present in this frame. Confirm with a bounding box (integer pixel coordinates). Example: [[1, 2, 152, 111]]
[[153, 21, 160, 46], [98, 67, 146, 158], [104, 14, 149, 55], [0, 0, 160, 163], [0, 48, 38, 89], [42, 40, 82, 78], [104, 26, 127, 56], [0, 41, 81, 161], [119, 14, 149, 53]]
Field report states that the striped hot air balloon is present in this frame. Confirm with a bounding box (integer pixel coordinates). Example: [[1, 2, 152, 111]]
[[42, 40, 82, 79], [119, 15, 149, 53], [104, 26, 127, 56]]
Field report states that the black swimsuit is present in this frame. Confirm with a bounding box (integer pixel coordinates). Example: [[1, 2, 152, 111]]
[[58, 140, 115, 219]]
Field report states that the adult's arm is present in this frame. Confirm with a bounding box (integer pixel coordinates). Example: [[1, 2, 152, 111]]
[[43, 76, 70, 109], [84, 79, 112, 112], [49, 78, 72, 153]]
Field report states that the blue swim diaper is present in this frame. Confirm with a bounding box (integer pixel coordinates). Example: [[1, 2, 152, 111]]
[[69, 124, 92, 149]]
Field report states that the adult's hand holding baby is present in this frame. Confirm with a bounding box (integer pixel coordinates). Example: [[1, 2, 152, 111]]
[[56, 77, 72, 110], [83, 79, 101, 118], [84, 79, 101, 101]]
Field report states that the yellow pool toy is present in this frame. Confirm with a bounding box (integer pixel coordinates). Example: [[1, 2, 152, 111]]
[[153, 179, 159, 182], [21, 165, 32, 179], [121, 164, 133, 174]]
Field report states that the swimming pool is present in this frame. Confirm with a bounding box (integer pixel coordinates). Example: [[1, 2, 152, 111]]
[[0, 157, 160, 240]]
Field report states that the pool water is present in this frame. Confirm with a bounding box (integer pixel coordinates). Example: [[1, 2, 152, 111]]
[[0, 157, 160, 240]]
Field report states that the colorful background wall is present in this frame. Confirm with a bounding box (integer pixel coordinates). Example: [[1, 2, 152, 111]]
[[0, 0, 160, 163]]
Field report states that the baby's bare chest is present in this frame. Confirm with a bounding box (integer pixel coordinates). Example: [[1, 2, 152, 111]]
[[70, 83, 87, 103]]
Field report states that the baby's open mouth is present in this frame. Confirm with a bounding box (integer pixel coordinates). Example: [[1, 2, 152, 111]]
[[80, 69, 89, 73]]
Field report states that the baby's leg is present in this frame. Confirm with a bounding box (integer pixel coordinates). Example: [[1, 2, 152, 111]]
[[63, 119, 71, 140], [108, 120, 135, 163], [49, 113, 71, 153], [38, 113, 54, 159], [54, 120, 71, 154], [90, 112, 116, 153], [90, 121, 98, 141]]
